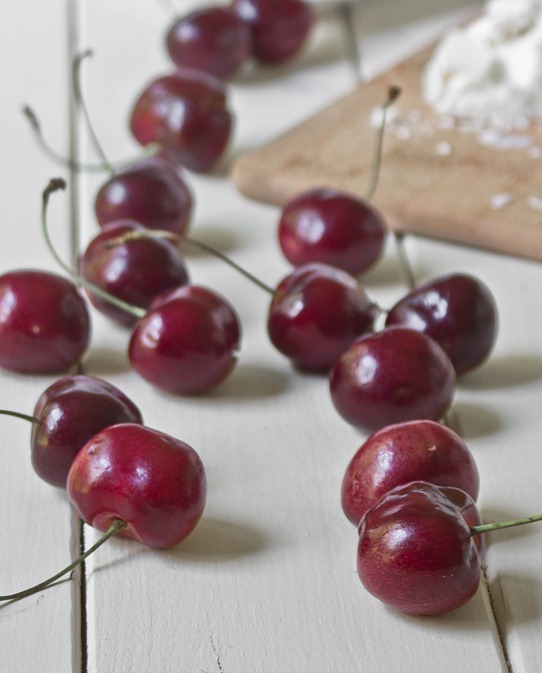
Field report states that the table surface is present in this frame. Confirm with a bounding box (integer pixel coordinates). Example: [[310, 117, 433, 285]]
[[2, 1, 542, 672]]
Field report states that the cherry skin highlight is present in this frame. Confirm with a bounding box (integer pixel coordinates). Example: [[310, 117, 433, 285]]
[[31, 375, 143, 488], [357, 481, 484, 615], [129, 284, 241, 394], [329, 326, 456, 432], [278, 188, 387, 276], [232, 0, 315, 64], [67, 423, 206, 549], [341, 419, 480, 526], [0, 270, 90, 373], [94, 156, 193, 235], [267, 263, 376, 371], [79, 220, 190, 326], [385, 272, 498, 376], [166, 6, 253, 80], [129, 69, 233, 172]]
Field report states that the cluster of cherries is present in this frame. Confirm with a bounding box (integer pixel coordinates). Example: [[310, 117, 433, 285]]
[[2, 0, 539, 621]]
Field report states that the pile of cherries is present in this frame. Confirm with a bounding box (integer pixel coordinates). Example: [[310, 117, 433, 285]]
[[3, 0, 539, 624]]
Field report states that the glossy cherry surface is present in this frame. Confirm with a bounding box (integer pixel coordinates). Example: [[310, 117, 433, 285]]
[[67, 423, 206, 549], [31, 375, 143, 488], [0, 270, 90, 373], [129, 70, 233, 172], [278, 188, 387, 276], [129, 284, 241, 394], [357, 481, 483, 615], [341, 419, 479, 526], [94, 156, 193, 235], [267, 263, 376, 371], [166, 6, 252, 79], [232, 0, 315, 64], [329, 326, 456, 432], [385, 272, 498, 376], [80, 220, 190, 326]]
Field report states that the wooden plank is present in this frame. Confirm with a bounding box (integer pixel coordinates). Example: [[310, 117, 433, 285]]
[[231, 40, 542, 263]]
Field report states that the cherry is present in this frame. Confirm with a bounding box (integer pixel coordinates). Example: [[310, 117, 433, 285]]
[[79, 220, 190, 326], [231, 0, 315, 65], [129, 69, 233, 172], [68, 423, 206, 549], [277, 188, 387, 276], [341, 419, 480, 526], [27, 374, 143, 488], [356, 481, 484, 615], [267, 262, 376, 371], [0, 423, 206, 603], [0, 269, 90, 374], [166, 6, 253, 80], [94, 156, 193, 235], [385, 273, 498, 376], [329, 326, 456, 432], [43, 180, 242, 395], [129, 284, 241, 395]]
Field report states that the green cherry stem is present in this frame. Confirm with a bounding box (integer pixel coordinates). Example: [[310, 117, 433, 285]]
[[0, 410, 38, 424], [42, 179, 145, 320], [0, 519, 127, 603], [471, 513, 542, 537]]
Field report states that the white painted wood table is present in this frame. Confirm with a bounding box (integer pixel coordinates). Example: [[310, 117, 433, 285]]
[[2, 1, 542, 671]]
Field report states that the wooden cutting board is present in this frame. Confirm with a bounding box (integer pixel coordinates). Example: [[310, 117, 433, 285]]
[[231, 43, 542, 263]]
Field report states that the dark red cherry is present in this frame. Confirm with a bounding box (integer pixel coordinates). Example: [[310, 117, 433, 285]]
[[94, 156, 193, 235], [67, 423, 206, 548], [278, 188, 387, 276], [267, 263, 376, 371], [329, 326, 456, 432], [31, 375, 143, 488], [129, 69, 233, 172], [232, 0, 315, 64], [166, 6, 253, 80], [0, 270, 90, 373], [385, 273, 498, 376], [357, 481, 484, 615], [341, 419, 479, 526], [79, 220, 190, 326], [128, 284, 241, 394]]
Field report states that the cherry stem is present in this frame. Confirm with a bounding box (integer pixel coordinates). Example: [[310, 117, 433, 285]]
[[42, 179, 146, 319], [0, 410, 38, 424], [72, 50, 115, 175], [22, 106, 106, 174], [105, 228, 276, 296], [0, 518, 126, 603], [471, 513, 542, 537], [365, 85, 401, 202]]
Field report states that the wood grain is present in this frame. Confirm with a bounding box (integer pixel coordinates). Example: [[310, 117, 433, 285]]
[[232, 43, 542, 262]]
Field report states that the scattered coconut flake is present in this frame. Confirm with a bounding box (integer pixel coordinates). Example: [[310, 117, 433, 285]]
[[490, 192, 514, 209], [527, 195, 542, 210], [478, 129, 534, 150], [529, 146, 542, 158], [434, 141, 452, 156], [395, 126, 411, 140], [370, 104, 398, 128]]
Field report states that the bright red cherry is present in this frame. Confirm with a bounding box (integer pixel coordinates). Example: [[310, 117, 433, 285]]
[[278, 188, 387, 276], [166, 6, 253, 80], [357, 481, 484, 615], [329, 326, 456, 432], [129, 285, 241, 394], [267, 263, 376, 371], [232, 0, 315, 64], [385, 273, 498, 376], [67, 423, 206, 549], [0, 270, 90, 373], [129, 70, 233, 172], [94, 156, 193, 235], [79, 220, 190, 326], [341, 419, 479, 526], [30, 375, 143, 488]]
